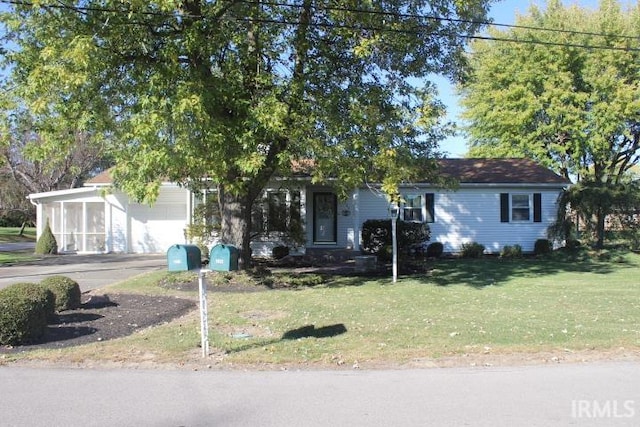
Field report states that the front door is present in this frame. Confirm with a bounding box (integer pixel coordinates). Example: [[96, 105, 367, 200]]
[[313, 192, 337, 244]]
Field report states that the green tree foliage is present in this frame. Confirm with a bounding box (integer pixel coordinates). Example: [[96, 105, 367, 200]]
[[0, 19, 113, 197], [3, 0, 494, 267], [459, 0, 640, 248]]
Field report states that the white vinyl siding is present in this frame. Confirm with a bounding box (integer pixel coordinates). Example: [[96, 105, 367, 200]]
[[356, 187, 559, 254], [429, 188, 557, 253]]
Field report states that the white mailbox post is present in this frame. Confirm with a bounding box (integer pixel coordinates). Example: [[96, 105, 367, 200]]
[[198, 269, 210, 357]]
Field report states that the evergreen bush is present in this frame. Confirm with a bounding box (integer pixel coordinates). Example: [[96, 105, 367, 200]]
[[501, 244, 523, 259], [35, 221, 58, 255], [0, 282, 54, 345], [534, 239, 553, 256], [426, 242, 444, 258], [460, 242, 485, 258], [40, 276, 82, 311]]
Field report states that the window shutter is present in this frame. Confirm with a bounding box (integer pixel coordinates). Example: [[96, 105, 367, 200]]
[[425, 193, 435, 223], [533, 193, 542, 223], [500, 193, 510, 223]]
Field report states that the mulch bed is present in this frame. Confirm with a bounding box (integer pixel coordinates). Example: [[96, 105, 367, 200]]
[[0, 293, 196, 354]]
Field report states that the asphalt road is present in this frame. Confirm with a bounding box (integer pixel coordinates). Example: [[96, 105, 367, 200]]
[[0, 252, 167, 292], [0, 362, 638, 426]]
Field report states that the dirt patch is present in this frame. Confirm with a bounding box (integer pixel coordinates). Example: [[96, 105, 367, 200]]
[[0, 293, 196, 354]]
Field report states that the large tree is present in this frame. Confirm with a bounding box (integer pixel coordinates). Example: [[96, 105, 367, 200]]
[[460, 0, 640, 248], [0, 8, 113, 217], [3, 0, 494, 266]]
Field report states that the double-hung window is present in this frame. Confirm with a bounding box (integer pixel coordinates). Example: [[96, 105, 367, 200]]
[[402, 195, 423, 222], [511, 194, 531, 221], [501, 193, 542, 223], [400, 193, 435, 223]]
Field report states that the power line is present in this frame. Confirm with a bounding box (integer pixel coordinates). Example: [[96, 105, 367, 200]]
[[243, 0, 640, 43], [1, 0, 639, 52], [242, 16, 640, 52]]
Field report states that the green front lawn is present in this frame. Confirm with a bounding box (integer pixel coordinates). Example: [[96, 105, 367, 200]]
[[9, 249, 640, 368], [0, 227, 37, 264], [0, 227, 36, 243]]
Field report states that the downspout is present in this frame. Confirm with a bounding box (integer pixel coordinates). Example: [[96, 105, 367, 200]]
[[28, 196, 42, 239]]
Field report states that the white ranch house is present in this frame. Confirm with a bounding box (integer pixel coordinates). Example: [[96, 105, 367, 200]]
[[28, 158, 570, 256]]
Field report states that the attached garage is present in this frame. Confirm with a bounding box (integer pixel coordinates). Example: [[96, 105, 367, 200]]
[[29, 178, 191, 254], [129, 203, 188, 253]]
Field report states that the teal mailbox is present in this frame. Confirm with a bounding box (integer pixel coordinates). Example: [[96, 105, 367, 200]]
[[167, 244, 202, 271], [209, 244, 239, 271]]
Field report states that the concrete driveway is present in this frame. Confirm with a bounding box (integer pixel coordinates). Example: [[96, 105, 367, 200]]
[[0, 242, 36, 252], [0, 253, 167, 292]]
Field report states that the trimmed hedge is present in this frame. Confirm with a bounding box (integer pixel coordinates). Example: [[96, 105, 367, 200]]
[[0, 282, 54, 345], [361, 219, 430, 261], [40, 276, 82, 311]]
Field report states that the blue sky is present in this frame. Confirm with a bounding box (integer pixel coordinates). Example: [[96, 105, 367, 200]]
[[439, 0, 601, 157]]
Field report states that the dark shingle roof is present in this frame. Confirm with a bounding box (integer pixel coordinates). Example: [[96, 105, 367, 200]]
[[85, 169, 112, 185], [85, 158, 570, 186], [436, 158, 570, 185]]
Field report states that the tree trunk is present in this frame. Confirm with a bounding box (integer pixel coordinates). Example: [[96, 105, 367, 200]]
[[218, 186, 253, 269], [595, 207, 606, 250]]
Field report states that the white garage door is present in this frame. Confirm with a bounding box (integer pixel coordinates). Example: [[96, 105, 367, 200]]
[[129, 203, 187, 253]]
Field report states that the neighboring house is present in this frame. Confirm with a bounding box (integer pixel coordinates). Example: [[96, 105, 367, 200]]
[[27, 158, 570, 256]]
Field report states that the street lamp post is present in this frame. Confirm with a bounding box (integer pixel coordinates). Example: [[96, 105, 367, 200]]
[[390, 202, 400, 283]]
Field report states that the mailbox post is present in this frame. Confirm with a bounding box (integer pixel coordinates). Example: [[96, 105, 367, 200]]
[[198, 269, 209, 358]]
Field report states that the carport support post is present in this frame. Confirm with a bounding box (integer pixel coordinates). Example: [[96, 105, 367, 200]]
[[198, 270, 210, 357]]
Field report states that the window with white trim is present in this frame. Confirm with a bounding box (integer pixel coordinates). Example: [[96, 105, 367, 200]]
[[400, 193, 435, 223], [500, 193, 542, 223], [402, 194, 423, 222]]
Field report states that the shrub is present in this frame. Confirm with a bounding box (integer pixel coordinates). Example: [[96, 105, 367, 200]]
[[501, 244, 523, 259], [361, 219, 430, 261], [272, 245, 290, 260], [0, 282, 54, 345], [565, 239, 582, 250], [425, 242, 444, 258], [35, 221, 58, 255], [460, 242, 485, 258], [534, 239, 553, 256], [40, 276, 82, 311]]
